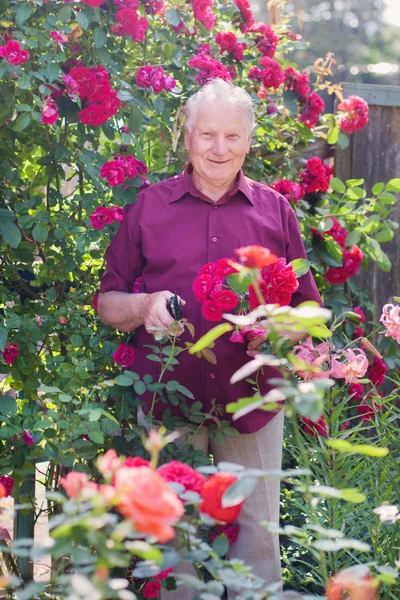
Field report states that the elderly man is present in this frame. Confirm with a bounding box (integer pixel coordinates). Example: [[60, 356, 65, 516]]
[[98, 79, 322, 597]]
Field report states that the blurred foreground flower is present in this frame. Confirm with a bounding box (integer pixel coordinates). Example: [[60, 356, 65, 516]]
[[326, 566, 378, 600]]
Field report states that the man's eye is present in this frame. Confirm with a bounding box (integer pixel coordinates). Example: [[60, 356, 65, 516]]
[[228, 134, 239, 139], [202, 132, 213, 137]]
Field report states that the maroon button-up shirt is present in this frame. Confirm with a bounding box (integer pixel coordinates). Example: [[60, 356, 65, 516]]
[[100, 166, 322, 433]]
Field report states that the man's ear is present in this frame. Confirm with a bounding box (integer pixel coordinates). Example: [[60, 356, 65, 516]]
[[184, 128, 190, 152], [246, 133, 252, 154]]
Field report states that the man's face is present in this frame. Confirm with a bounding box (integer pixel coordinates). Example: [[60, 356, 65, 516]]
[[184, 100, 251, 187]]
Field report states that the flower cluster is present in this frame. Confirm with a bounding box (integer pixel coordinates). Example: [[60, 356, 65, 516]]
[[67, 65, 120, 126], [284, 66, 310, 100], [142, 568, 174, 599], [135, 65, 176, 93], [338, 95, 369, 134], [270, 179, 305, 204], [193, 258, 238, 322], [111, 4, 149, 43], [100, 154, 148, 186], [193, 0, 215, 31], [380, 303, 400, 343], [0, 39, 29, 65], [298, 91, 325, 128], [215, 32, 247, 62], [113, 342, 137, 368], [249, 23, 279, 58], [324, 245, 363, 285], [89, 206, 126, 230], [233, 0, 255, 32], [188, 52, 233, 85], [300, 157, 334, 194], [1, 343, 20, 365], [229, 325, 266, 344], [248, 257, 299, 309], [258, 56, 285, 89]]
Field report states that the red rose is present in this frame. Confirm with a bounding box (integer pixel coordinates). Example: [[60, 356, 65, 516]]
[[300, 157, 334, 194], [267, 287, 293, 306], [142, 581, 161, 599], [284, 66, 310, 100], [302, 415, 327, 437], [212, 289, 238, 311], [349, 383, 364, 401], [232, 42, 246, 61], [87, 78, 112, 103], [0, 40, 30, 65], [259, 56, 285, 89], [209, 523, 240, 545], [163, 74, 177, 92], [21, 430, 35, 446], [298, 91, 324, 128], [248, 66, 263, 81], [101, 91, 121, 118], [155, 567, 174, 581], [158, 460, 206, 493], [338, 95, 369, 134], [214, 258, 237, 276], [215, 31, 237, 53], [100, 160, 126, 186], [193, 274, 215, 302], [78, 104, 108, 126], [248, 279, 268, 309], [0, 475, 15, 497], [136, 65, 154, 88], [269, 179, 305, 203], [89, 207, 114, 230], [151, 66, 165, 94], [92, 291, 99, 311], [200, 473, 244, 523], [343, 245, 363, 276], [81, 0, 106, 6], [202, 299, 223, 322], [111, 206, 126, 222], [113, 343, 136, 368], [116, 8, 139, 35], [2, 343, 20, 365], [357, 404, 374, 422], [69, 67, 96, 99], [368, 357, 387, 387]]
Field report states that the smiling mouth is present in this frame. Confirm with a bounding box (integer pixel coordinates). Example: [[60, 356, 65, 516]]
[[209, 160, 229, 164]]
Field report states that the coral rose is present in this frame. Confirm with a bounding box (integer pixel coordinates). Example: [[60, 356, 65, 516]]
[[200, 472, 244, 523], [59, 472, 93, 498], [235, 245, 277, 269], [114, 466, 184, 542]]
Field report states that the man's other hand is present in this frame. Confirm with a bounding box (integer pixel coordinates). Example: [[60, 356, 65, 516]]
[[144, 291, 186, 336]]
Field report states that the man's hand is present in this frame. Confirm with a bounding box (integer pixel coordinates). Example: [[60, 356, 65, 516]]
[[143, 291, 186, 336]]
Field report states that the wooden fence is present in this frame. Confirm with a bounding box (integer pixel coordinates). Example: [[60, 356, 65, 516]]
[[334, 82, 400, 319]]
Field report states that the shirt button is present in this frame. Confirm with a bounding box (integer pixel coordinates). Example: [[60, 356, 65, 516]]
[[212, 237, 218, 242], [210, 373, 216, 379], [213, 205, 218, 209]]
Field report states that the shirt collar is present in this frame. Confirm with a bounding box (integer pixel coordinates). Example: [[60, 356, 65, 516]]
[[168, 164, 254, 205]]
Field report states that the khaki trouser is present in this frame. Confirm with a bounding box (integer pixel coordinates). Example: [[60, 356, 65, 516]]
[[138, 409, 284, 599]]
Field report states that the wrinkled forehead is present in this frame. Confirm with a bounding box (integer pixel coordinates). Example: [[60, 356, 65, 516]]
[[191, 100, 249, 133]]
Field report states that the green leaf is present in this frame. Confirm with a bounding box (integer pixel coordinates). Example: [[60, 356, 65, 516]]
[[128, 104, 143, 132], [93, 27, 107, 49], [0, 396, 17, 416], [177, 385, 195, 399], [44, 62, 60, 84], [327, 126, 339, 145], [0, 326, 8, 352], [329, 177, 346, 194], [375, 224, 394, 243], [372, 182, 385, 195], [12, 113, 31, 132], [326, 439, 389, 457], [88, 430, 104, 444], [32, 224, 49, 243], [364, 236, 391, 272], [133, 380, 146, 395], [346, 187, 366, 200], [282, 90, 299, 115], [325, 237, 343, 263], [16, 104, 32, 112], [346, 178, 364, 187], [164, 7, 181, 26], [378, 192, 397, 204], [76, 10, 89, 29], [0, 220, 22, 248], [114, 374, 134, 386], [125, 541, 163, 563], [189, 323, 232, 354], [212, 535, 229, 557], [290, 258, 310, 277], [345, 230, 361, 246], [338, 132, 349, 149], [385, 178, 400, 192], [58, 5, 71, 20], [16, 3, 33, 25]]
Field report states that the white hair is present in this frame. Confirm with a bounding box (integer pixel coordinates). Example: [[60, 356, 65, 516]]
[[184, 79, 255, 134]]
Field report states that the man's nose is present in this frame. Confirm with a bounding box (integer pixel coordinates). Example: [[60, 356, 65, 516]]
[[211, 135, 227, 156]]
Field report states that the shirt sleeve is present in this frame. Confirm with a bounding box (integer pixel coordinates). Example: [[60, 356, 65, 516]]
[[99, 199, 144, 294], [286, 208, 323, 307]]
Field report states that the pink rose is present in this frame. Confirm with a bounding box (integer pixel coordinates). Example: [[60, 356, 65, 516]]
[[111, 206, 126, 222], [100, 160, 126, 186], [21, 430, 35, 446], [0, 475, 15, 497], [142, 580, 161, 598], [113, 342, 136, 368], [41, 97, 59, 125], [59, 472, 95, 498], [136, 65, 154, 89]]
